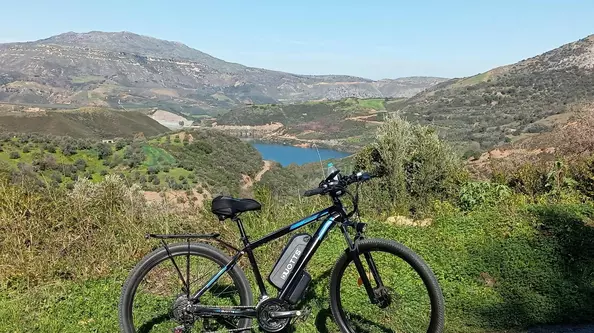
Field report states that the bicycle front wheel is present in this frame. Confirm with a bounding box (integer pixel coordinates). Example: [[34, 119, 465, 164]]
[[330, 238, 445, 333]]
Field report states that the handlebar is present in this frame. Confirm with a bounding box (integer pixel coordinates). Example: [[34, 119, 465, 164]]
[[302, 170, 377, 197]]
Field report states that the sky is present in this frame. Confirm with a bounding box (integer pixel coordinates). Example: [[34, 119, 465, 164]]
[[1, 0, 593, 80]]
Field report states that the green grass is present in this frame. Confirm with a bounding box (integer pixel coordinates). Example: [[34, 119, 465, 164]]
[[1, 198, 593, 332], [71, 75, 105, 84], [142, 145, 176, 166], [358, 98, 386, 110]]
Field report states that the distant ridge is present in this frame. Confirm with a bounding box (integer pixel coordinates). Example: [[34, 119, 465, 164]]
[[0, 31, 447, 114]]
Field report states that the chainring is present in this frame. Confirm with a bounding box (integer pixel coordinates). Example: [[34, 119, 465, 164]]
[[256, 298, 291, 333]]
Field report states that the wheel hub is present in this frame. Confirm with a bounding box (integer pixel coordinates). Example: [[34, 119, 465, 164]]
[[172, 294, 195, 325], [374, 286, 393, 309]]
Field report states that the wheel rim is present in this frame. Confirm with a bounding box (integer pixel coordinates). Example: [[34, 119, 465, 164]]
[[123, 251, 250, 332]]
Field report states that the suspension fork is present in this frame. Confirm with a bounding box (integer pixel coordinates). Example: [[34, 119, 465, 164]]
[[340, 224, 385, 303]]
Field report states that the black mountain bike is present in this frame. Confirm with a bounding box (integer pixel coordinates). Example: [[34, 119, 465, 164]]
[[119, 169, 445, 333]]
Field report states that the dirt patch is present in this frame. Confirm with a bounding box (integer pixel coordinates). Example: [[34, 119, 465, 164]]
[[170, 132, 194, 143], [346, 114, 383, 125], [151, 110, 189, 124], [208, 122, 284, 132], [241, 160, 273, 192], [143, 188, 210, 209], [255, 160, 273, 182], [150, 88, 180, 98]]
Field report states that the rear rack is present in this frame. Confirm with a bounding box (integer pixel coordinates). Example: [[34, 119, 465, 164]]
[[146, 232, 240, 252], [146, 233, 220, 239]]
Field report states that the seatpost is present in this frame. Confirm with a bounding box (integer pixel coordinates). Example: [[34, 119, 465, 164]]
[[233, 216, 250, 246]]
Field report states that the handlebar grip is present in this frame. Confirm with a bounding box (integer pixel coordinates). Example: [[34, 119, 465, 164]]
[[303, 187, 325, 197]]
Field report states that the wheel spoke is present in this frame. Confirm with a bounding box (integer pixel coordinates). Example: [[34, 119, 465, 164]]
[[330, 239, 444, 333], [120, 244, 253, 333]]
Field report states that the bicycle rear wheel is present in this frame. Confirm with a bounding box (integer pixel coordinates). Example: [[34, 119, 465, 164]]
[[330, 238, 445, 333], [119, 242, 253, 333]]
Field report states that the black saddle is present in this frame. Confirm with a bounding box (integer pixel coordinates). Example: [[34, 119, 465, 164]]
[[211, 196, 261, 220]]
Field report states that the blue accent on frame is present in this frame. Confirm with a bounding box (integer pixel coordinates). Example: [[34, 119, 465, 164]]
[[289, 208, 330, 231], [205, 265, 227, 288], [317, 217, 335, 241]]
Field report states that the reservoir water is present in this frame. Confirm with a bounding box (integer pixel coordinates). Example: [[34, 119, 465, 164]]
[[252, 143, 350, 166]]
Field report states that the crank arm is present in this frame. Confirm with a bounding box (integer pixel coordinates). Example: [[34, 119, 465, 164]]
[[269, 309, 304, 319]]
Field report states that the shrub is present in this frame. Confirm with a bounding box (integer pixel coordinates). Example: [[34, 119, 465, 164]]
[[147, 166, 160, 175], [115, 140, 127, 151], [9, 152, 20, 159], [51, 173, 63, 184], [74, 159, 87, 171], [355, 114, 465, 215], [569, 156, 594, 200], [459, 181, 512, 210], [61, 144, 76, 156], [22, 145, 30, 153], [96, 143, 112, 160]]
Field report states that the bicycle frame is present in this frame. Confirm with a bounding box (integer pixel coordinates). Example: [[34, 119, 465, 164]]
[[148, 195, 384, 319], [192, 206, 340, 305]]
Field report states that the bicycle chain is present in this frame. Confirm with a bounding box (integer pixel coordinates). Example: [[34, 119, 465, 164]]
[[195, 305, 311, 333], [189, 304, 258, 333]]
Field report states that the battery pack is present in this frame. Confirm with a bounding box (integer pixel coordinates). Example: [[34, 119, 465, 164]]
[[268, 233, 311, 289]]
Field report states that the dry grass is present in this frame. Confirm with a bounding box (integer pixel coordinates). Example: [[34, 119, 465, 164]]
[[0, 174, 216, 286]]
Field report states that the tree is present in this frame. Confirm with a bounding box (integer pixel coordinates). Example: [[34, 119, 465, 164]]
[[62, 144, 76, 156], [115, 140, 127, 151], [96, 143, 112, 160], [74, 159, 87, 171]]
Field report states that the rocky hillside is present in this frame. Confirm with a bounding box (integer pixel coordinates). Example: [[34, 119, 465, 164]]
[[0, 31, 446, 114], [389, 35, 594, 152]]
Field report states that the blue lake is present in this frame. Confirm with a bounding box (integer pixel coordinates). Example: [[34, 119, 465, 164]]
[[252, 143, 350, 166]]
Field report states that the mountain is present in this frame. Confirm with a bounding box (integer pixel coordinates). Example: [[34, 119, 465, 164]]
[[388, 35, 594, 152], [0, 31, 446, 114]]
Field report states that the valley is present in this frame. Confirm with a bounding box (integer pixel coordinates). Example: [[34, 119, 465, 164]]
[[1, 27, 594, 333]]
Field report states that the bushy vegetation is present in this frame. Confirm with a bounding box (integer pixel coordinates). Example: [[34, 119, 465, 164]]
[[1, 116, 593, 332], [0, 130, 264, 196], [392, 64, 594, 153], [354, 114, 465, 215]]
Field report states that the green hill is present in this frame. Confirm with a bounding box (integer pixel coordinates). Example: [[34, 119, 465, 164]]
[[0, 129, 263, 196], [389, 35, 594, 152], [0, 108, 169, 139]]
